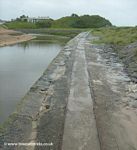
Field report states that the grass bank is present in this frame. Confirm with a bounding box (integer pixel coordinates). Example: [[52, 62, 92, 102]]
[[92, 27, 137, 46], [17, 28, 87, 38], [92, 27, 137, 82], [16, 28, 87, 44], [5, 21, 37, 29]]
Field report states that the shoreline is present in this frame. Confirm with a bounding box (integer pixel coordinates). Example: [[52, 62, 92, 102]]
[[0, 33, 76, 149], [0, 28, 35, 47], [0, 32, 137, 150]]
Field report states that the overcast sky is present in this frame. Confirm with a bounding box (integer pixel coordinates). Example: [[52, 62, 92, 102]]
[[0, 0, 137, 26]]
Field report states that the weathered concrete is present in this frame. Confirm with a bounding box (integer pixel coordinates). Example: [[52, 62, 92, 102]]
[[62, 32, 100, 150], [0, 32, 80, 150], [1, 32, 137, 150], [85, 35, 137, 150]]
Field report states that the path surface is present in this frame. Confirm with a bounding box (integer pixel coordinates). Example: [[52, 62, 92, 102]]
[[62, 32, 137, 150], [1, 32, 137, 150], [62, 32, 100, 150]]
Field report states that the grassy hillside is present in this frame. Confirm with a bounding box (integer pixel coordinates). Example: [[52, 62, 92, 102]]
[[4, 21, 37, 29], [52, 16, 77, 28], [52, 15, 112, 28], [4, 14, 112, 29]]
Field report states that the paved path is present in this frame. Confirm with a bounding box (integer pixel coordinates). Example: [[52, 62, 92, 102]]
[[62, 32, 137, 150], [85, 34, 137, 150], [62, 32, 100, 150], [1, 32, 137, 150]]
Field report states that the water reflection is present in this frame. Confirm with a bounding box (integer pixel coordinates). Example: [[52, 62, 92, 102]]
[[18, 40, 59, 49], [0, 41, 62, 123]]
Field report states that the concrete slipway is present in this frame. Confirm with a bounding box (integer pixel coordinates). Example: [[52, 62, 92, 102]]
[[1, 32, 137, 150]]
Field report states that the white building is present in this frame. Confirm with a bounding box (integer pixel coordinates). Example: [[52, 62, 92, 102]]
[[0, 19, 6, 24], [26, 16, 50, 23]]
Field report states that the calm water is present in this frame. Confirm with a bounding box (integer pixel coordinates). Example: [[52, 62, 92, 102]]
[[0, 41, 62, 123]]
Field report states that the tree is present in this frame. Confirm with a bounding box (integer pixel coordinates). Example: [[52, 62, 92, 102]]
[[16, 15, 28, 22], [36, 20, 53, 28], [52, 14, 112, 28], [71, 14, 79, 17], [20, 15, 26, 19], [71, 19, 85, 28]]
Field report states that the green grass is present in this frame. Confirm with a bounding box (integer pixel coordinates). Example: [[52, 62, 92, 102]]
[[15, 28, 86, 45], [17, 28, 87, 38], [20, 28, 87, 45], [92, 27, 137, 77], [0, 24, 8, 29], [4, 14, 112, 29], [52, 15, 112, 28], [4, 22, 86, 43], [5, 21, 37, 29], [92, 27, 137, 46], [2, 22, 87, 45]]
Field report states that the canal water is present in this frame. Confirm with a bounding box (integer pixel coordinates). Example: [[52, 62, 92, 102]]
[[0, 40, 62, 123]]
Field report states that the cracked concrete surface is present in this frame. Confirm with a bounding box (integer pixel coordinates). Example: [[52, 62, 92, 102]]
[[62, 32, 137, 150], [85, 34, 137, 150], [1, 32, 137, 150], [62, 32, 100, 150]]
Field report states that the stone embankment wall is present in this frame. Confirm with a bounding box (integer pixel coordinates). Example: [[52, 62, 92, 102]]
[[0, 33, 81, 150]]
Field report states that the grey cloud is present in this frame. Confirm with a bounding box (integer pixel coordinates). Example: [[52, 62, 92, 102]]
[[0, 0, 137, 26]]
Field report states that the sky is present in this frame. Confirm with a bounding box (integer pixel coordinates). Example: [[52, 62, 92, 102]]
[[0, 0, 137, 26]]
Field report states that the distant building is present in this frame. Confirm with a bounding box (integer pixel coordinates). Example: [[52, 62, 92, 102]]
[[21, 16, 50, 23], [0, 19, 6, 24]]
